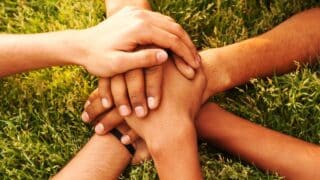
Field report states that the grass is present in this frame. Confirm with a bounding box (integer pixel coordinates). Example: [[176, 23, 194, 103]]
[[0, 0, 319, 179]]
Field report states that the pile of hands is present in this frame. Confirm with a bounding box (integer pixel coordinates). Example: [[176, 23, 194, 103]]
[[78, 7, 209, 164]]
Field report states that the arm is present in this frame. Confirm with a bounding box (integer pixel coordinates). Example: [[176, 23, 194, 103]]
[[54, 134, 131, 179], [0, 32, 77, 77], [0, 18, 167, 78], [55, 2, 156, 179], [0, 7, 196, 78], [196, 103, 320, 179], [201, 8, 320, 99], [105, 0, 151, 15]]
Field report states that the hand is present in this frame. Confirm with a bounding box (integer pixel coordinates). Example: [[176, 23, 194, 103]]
[[115, 122, 150, 165], [95, 58, 206, 179], [84, 56, 207, 142], [72, 7, 200, 77], [83, 4, 199, 119], [82, 51, 197, 122], [83, 47, 235, 125]]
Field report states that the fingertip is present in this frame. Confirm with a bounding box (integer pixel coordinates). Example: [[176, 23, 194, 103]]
[[196, 54, 202, 63], [84, 100, 91, 109], [95, 123, 105, 134], [134, 106, 147, 118], [189, 54, 201, 68], [147, 96, 159, 110], [81, 111, 90, 123], [119, 105, 132, 116], [121, 135, 131, 145], [156, 50, 168, 63], [186, 66, 196, 79], [101, 98, 112, 109]]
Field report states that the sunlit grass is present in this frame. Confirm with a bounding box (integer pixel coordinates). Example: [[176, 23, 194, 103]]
[[0, 0, 319, 179]]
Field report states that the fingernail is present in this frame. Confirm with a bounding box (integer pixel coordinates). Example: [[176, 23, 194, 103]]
[[135, 106, 146, 117], [119, 105, 131, 116], [84, 101, 91, 108], [194, 55, 201, 67], [186, 65, 194, 73], [81, 112, 90, 122], [95, 123, 104, 134], [147, 97, 157, 109], [196, 55, 202, 63], [101, 98, 111, 108], [121, 135, 131, 145], [156, 51, 168, 63]]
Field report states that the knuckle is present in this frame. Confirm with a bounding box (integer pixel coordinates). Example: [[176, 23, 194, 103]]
[[108, 55, 122, 75], [132, 19, 148, 30], [146, 81, 160, 94], [129, 93, 144, 105], [114, 94, 128, 106], [132, 10, 146, 19], [145, 66, 161, 76], [122, 6, 137, 12], [141, 51, 154, 63], [174, 23, 184, 36], [167, 16, 175, 22], [170, 35, 180, 45]]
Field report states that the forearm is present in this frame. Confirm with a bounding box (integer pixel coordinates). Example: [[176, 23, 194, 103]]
[[201, 8, 320, 98], [196, 104, 320, 179], [0, 31, 79, 77], [105, 0, 151, 16], [54, 134, 131, 180], [146, 117, 202, 180]]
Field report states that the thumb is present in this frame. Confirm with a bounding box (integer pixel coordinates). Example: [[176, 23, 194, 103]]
[[173, 55, 195, 80], [110, 49, 168, 75]]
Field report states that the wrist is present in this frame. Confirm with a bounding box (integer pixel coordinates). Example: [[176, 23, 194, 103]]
[[60, 30, 89, 67], [201, 48, 234, 99], [146, 118, 202, 179], [106, 0, 151, 16], [146, 115, 196, 158]]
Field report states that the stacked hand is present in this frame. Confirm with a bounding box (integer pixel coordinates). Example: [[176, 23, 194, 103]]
[[81, 6, 207, 168], [76, 6, 200, 78], [83, 56, 207, 163], [81, 6, 200, 122]]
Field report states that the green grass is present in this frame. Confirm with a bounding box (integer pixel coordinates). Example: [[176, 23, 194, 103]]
[[0, 0, 319, 179]]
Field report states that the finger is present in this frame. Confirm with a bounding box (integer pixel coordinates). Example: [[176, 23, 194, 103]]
[[125, 69, 148, 118], [84, 88, 99, 109], [95, 108, 124, 135], [131, 139, 151, 165], [174, 55, 196, 80], [116, 122, 131, 132], [111, 75, 132, 117], [121, 129, 139, 145], [82, 97, 106, 123], [98, 78, 113, 109], [145, 65, 163, 110], [108, 48, 168, 76], [146, 12, 198, 57], [129, 9, 198, 59], [137, 26, 199, 69]]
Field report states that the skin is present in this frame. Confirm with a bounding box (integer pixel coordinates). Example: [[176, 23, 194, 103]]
[[0, 7, 197, 78], [197, 103, 320, 179], [84, 7, 320, 179], [88, 0, 198, 122], [55, 57, 205, 180], [53, 123, 150, 179], [0, 0, 199, 179]]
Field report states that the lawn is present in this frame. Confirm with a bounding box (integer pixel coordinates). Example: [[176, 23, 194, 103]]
[[0, 0, 320, 179]]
